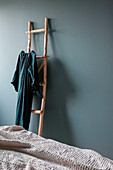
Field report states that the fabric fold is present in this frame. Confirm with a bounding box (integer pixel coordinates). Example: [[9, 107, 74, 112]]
[[11, 50, 42, 130]]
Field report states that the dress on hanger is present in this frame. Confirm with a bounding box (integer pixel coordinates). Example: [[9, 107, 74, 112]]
[[11, 50, 41, 130]]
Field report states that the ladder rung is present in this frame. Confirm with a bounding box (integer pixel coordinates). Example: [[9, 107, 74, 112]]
[[26, 29, 45, 34], [36, 56, 49, 59], [31, 110, 43, 114], [39, 82, 45, 86]]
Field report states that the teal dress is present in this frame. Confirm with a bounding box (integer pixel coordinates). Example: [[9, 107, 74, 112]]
[[11, 50, 41, 130]]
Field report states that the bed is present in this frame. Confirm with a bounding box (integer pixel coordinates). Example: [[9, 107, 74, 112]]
[[0, 125, 113, 170]]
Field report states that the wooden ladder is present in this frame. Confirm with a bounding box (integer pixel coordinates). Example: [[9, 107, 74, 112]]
[[26, 18, 49, 136]]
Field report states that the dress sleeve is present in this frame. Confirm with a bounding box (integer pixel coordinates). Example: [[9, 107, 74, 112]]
[[11, 54, 20, 92], [28, 51, 42, 97]]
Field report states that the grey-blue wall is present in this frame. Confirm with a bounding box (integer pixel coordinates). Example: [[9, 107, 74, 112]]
[[0, 0, 113, 160]]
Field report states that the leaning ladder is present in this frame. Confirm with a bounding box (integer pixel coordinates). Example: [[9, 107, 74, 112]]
[[26, 18, 49, 136]]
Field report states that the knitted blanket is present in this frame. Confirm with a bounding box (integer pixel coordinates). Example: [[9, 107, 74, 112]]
[[0, 126, 113, 169]]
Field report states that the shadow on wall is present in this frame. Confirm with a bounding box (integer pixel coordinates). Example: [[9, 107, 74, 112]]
[[30, 19, 76, 146], [43, 19, 76, 146], [43, 58, 76, 146]]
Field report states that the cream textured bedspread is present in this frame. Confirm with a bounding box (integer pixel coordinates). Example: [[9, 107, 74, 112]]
[[0, 126, 113, 170]]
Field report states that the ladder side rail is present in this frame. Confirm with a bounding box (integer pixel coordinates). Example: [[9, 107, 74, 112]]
[[27, 21, 31, 53], [38, 18, 48, 136]]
